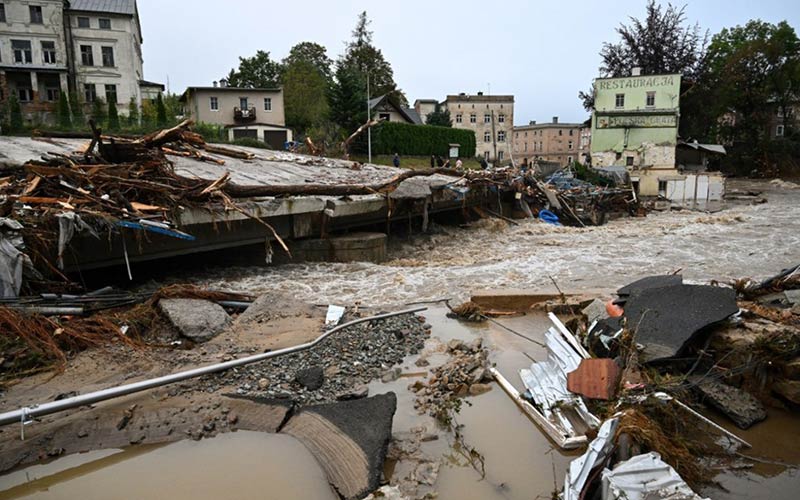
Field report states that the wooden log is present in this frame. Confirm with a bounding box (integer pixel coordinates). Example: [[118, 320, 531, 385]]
[[203, 144, 255, 160]]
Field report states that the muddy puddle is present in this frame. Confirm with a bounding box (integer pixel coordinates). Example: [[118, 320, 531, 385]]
[[6, 306, 796, 499], [0, 432, 336, 500]]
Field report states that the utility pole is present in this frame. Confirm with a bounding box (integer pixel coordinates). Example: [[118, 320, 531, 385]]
[[367, 73, 372, 163]]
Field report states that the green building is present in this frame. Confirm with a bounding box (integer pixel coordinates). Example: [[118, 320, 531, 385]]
[[590, 73, 683, 196]]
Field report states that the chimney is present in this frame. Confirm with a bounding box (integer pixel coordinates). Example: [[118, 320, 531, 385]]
[[631, 67, 642, 76], [552, 116, 559, 124], [477, 91, 484, 96], [529, 120, 536, 125], [459, 92, 465, 96], [220, 78, 228, 88], [212, 81, 218, 88]]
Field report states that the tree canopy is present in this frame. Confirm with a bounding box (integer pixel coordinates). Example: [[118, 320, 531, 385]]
[[580, 0, 708, 110], [226, 50, 283, 88], [425, 105, 452, 127]]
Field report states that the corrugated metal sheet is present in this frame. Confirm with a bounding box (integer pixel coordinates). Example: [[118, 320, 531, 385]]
[[69, 0, 136, 15], [564, 418, 619, 500], [602, 452, 708, 500]]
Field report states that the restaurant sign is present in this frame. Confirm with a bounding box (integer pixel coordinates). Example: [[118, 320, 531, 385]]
[[596, 114, 677, 129]]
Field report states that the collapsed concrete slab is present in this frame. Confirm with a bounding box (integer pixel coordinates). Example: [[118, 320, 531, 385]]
[[624, 284, 738, 363], [281, 392, 397, 500], [689, 378, 766, 429], [158, 298, 231, 342]]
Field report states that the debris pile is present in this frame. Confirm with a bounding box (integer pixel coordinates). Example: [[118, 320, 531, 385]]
[[493, 266, 800, 499], [409, 337, 492, 425]]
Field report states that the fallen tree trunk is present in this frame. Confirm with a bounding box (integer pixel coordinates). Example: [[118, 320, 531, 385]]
[[342, 120, 379, 157], [220, 167, 464, 198]]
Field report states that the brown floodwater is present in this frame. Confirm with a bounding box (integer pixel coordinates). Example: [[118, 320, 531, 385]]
[[0, 432, 337, 500]]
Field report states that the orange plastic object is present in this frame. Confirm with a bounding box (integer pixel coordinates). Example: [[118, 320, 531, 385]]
[[606, 301, 624, 318]]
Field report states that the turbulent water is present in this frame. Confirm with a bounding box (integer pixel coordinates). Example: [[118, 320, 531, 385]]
[[192, 180, 800, 305]]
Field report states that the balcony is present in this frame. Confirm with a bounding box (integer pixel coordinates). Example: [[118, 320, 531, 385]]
[[233, 107, 256, 123]]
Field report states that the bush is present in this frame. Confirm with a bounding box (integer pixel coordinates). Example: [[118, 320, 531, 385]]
[[193, 122, 226, 142], [156, 94, 167, 126], [127, 97, 139, 127], [354, 121, 476, 157], [57, 93, 71, 128], [8, 95, 23, 132], [107, 101, 120, 130], [69, 92, 85, 128]]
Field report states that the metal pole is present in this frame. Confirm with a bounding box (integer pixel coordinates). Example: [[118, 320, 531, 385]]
[[367, 72, 372, 163], [0, 307, 427, 427]]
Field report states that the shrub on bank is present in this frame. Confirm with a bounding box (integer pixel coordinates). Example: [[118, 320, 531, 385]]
[[354, 121, 476, 157]]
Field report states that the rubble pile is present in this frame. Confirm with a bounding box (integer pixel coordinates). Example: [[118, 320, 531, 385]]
[[199, 313, 431, 405], [493, 265, 800, 499], [409, 337, 492, 424]]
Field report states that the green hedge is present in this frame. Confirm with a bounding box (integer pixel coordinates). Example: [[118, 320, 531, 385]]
[[354, 121, 476, 157]]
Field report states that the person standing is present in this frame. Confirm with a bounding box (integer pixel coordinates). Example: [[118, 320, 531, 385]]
[[393, 153, 401, 168], [455, 158, 463, 169], [430, 154, 436, 169]]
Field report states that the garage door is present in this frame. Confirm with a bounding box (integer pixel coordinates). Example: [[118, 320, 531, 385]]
[[264, 130, 287, 150], [232, 129, 258, 140]]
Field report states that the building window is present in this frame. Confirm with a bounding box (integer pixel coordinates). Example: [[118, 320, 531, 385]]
[[524, 142, 528, 152], [80, 45, 93, 66], [658, 181, 668, 196], [484, 113, 491, 123], [559, 129, 563, 136], [484, 151, 490, 161], [470, 114, 476, 123], [99, 18, 111, 29], [615, 93, 625, 108], [29, 5, 43, 24], [42, 41, 56, 63], [567, 156, 573, 164], [77, 16, 90, 28], [17, 85, 33, 102], [239, 97, 248, 109], [210, 96, 218, 111], [45, 85, 59, 102], [264, 97, 272, 111], [626, 156, 634, 166], [0, 4, 6, 23], [379, 113, 390, 121], [776, 124, 785, 137], [568, 140, 573, 150], [498, 113, 505, 123], [12, 40, 33, 63], [569, 129, 574, 136], [84, 83, 96, 103], [456, 113, 462, 123], [646, 91, 656, 107], [498, 131, 506, 142], [484, 131, 491, 142], [101, 46, 114, 67], [105, 84, 117, 104], [498, 151, 504, 161]]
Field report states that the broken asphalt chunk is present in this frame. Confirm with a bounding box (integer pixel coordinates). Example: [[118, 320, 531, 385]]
[[624, 284, 738, 363]]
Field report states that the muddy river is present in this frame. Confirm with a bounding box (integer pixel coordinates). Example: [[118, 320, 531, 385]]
[[189, 181, 800, 306], [1, 180, 798, 499]]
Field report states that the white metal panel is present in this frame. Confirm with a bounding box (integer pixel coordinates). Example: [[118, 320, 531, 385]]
[[696, 175, 710, 202], [708, 176, 724, 201]]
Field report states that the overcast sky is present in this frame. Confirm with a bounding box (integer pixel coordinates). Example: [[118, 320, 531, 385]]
[[139, 0, 799, 126]]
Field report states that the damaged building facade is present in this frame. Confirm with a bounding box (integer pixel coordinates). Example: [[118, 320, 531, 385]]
[[590, 71, 724, 202], [0, 0, 160, 124]]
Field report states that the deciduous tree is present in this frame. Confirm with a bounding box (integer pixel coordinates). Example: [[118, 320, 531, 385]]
[[226, 50, 283, 88]]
